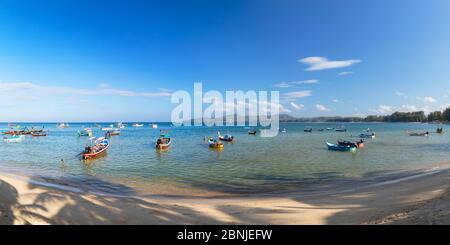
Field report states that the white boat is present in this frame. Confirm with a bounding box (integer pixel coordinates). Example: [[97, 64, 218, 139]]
[[101, 127, 115, 131], [3, 135, 25, 143], [132, 123, 144, 127], [151, 123, 158, 129], [281, 128, 287, 133], [117, 122, 125, 129], [57, 123, 70, 128]]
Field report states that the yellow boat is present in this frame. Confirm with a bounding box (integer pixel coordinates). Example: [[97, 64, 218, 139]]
[[208, 137, 224, 149]]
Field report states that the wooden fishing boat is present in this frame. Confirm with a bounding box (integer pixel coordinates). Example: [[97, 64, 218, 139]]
[[156, 133, 171, 150], [78, 128, 93, 137], [304, 127, 313, 132], [359, 133, 375, 139], [208, 137, 224, 149], [338, 139, 364, 148], [31, 126, 45, 133], [109, 130, 121, 136], [335, 128, 347, 132], [218, 133, 234, 142], [82, 137, 110, 160], [3, 135, 25, 143], [408, 131, 429, 137], [326, 142, 356, 151], [31, 132, 47, 137], [3, 130, 24, 135], [248, 130, 257, 135]]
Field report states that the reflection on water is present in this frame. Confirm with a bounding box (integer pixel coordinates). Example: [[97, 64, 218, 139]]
[[0, 122, 449, 195]]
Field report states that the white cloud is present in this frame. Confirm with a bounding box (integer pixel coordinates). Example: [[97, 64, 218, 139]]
[[416, 96, 437, 103], [291, 79, 319, 84], [332, 99, 340, 103], [282, 90, 312, 99], [290, 102, 304, 110], [273, 82, 293, 88], [274, 79, 319, 88], [438, 103, 450, 111], [0, 82, 172, 99], [315, 104, 330, 111], [353, 113, 366, 118], [369, 105, 394, 114], [398, 105, 418, 112], [338, 71, 353, 76], [298, 56, 361, 71], [395, 91, 407, 98], [369, 104, 431, 114]]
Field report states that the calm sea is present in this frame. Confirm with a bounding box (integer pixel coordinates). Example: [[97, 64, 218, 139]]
[[0, 122, 449, 196]]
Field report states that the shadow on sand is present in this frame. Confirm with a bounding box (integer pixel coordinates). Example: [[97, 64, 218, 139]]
[[1, 167, 449, 224]]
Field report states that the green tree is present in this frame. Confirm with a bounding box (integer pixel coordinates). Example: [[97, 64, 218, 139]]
[[428, 111, 443, 122], [443, 107, 450, 121]]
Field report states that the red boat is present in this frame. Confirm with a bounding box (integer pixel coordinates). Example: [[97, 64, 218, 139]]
[[82, 137, 110, 160], [156, 133, 171, 150]]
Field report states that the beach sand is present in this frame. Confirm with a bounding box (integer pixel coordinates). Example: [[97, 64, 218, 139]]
[[1, 168, 450, 225]]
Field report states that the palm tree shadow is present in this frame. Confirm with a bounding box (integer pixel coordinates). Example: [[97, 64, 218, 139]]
[[0, 180, 18, 224], [2, 176, 226, 224]]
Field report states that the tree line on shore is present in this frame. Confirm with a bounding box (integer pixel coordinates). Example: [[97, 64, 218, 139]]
[[280, 107, 450, 123]]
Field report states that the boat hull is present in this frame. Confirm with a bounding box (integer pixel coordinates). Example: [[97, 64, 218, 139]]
[[82, 139, 110, 160], [326, 142, 356, 151]]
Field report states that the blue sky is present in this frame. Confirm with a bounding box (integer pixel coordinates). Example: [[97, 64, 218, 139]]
[[1, 0, 450, 121]]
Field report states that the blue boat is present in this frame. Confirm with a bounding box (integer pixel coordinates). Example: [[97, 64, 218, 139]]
[[326, 142, 356, 152]]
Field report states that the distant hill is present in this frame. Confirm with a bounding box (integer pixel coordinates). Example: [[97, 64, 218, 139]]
[[183, 110, 446, 124]]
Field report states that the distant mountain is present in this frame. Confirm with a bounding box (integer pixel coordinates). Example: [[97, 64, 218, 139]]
[[184, 110, 439, 124]]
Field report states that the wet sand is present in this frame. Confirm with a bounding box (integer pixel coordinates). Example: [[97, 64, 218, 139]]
[[1, 167, 450, 225]]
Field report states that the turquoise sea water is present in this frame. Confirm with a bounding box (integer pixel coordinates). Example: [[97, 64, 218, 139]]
[[0, 122, 449, 196]]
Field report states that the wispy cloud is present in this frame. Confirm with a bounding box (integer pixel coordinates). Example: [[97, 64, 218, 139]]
[[416, 96, 437, 103], [315, 104, 330, 111], [395, 91, 407, 98], [369, 104, 431, 114], [290, 102, 304, 110], [332, 99, 340, 103], [298, 57, 361, 71], [0, 82, 172, 99], [338, 71, 353, 76], [437, 103, 450, 111], [273, 82, 293, 88], [282, 90, 312, 99], [369, 105, 394, 114], [291, 79, 319, 84], [274, 79, 318, 88]]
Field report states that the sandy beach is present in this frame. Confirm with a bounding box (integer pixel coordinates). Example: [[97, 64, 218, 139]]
[[2, 167, 450, 225]]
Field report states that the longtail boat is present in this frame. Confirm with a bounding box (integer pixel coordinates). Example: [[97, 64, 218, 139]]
[[359, 133, 375, 139], [3, 135, 25, 143], [408, 131, 429, 137], [326, 142, 356, 152], [218, 131, 234, 142], [156, 133, 171, 150], [82, 137, 110, 160], [32, 132, 47, 137], [208, 137, 224, 149]]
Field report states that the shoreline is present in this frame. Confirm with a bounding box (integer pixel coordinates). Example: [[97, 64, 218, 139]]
[[3, 160, 450, 199], [2, 165, 450, 224]]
